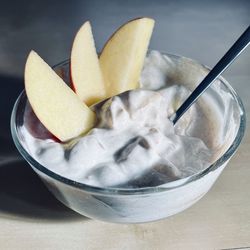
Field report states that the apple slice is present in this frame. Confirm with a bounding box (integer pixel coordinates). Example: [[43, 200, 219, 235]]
[[99, 17, 155, 97], [25, 51, 96, 142], [24, 101, 55, 140], [71, 21, 106, 106]]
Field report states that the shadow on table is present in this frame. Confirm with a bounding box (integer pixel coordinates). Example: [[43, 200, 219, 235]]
[[0, 75, 84, 222]]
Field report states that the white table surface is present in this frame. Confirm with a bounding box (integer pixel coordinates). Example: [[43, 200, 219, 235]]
[[0, 1, 249, 249]]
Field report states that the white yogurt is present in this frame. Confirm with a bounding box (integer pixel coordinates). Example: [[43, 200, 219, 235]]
[[21, 51, 240, 188]]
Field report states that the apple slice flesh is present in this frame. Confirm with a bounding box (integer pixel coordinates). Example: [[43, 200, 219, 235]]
[[24, 101, 55, 140], [25, 51, 96, 142], [99, 17, 155, 97], [71, 21, 106, 106]]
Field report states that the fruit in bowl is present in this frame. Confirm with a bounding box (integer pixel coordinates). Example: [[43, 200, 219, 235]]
[[11, 17, 245, 223]]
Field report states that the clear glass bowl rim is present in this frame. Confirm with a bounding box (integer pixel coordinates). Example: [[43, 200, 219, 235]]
[[11, 53, 246, 196]]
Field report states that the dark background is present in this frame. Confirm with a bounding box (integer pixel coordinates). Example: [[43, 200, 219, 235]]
[[0, 0, 249, 220]]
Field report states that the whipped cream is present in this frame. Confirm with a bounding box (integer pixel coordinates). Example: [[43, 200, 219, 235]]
[[21, 51, 240, 188]]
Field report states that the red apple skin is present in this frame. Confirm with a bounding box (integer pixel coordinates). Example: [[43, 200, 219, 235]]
[[24, 101, 60, 142]]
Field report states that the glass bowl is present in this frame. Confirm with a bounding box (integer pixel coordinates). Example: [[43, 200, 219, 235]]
[[11, 53, 246, 223]]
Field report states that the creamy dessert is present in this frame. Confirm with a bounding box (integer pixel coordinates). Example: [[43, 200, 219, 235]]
[[21, 50, 239, 188], [21, 18, 240, 189]]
